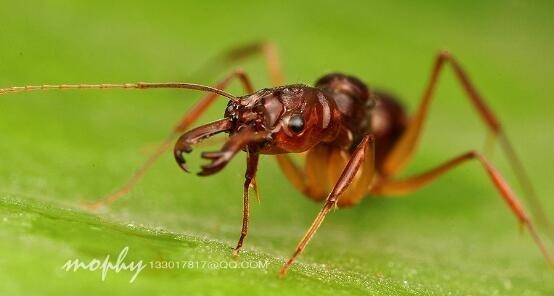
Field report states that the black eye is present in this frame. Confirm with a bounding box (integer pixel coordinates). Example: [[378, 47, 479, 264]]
[[287, 114, 305, 133]]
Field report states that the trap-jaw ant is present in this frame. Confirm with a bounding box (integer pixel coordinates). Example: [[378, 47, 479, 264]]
[[1, 43, 552, 276]]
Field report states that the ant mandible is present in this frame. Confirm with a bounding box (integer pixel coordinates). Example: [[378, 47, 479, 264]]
[[1, 42, 552, 277]]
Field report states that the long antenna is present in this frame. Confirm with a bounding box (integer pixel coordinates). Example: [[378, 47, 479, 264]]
[[0, 81, 240, 209], [0, 82, 239, 102]]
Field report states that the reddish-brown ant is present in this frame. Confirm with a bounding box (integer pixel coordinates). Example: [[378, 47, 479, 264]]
[[1, 42, 553, 277]]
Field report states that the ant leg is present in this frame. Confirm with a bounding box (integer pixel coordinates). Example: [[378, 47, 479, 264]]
[[381, 51, 551, 235], [228, 41, 283, 86], [193, 41, 284, 87], [372, 151, 554, 267], [172, 125, 269, 254], [383, 52, 498, 175], [232, 150, 259, 255], [86, 69, 254, 209], [279, 135, 375, 277], [327, 145, 376, 207]]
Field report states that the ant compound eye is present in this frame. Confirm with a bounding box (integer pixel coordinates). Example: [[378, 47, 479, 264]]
[[287, 114, 305, 134]]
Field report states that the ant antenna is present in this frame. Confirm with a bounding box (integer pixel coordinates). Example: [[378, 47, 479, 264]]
[[0, 82, 239, 102]]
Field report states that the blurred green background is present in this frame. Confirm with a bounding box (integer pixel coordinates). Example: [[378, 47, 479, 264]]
[[0, 0, 553, 295]]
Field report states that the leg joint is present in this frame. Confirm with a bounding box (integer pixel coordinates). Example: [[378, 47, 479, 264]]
[[437, 50, 452, 62]]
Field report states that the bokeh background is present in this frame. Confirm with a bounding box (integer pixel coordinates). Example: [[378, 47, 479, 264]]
[[0, 1, 553, 295]]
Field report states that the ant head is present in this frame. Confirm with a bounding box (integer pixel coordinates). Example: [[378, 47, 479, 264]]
[[174, 84, 342, 176], [225, 85, 341, 154]]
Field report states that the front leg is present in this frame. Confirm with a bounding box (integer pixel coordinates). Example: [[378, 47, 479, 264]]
[[232, 151, 259, 255], [279, 135, 375, 277]]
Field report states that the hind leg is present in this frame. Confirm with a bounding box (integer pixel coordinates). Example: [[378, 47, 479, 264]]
[[371, 151, 554, 266], [380, 51, 550, 234]]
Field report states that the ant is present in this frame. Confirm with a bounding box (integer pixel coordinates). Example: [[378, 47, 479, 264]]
[[1, 42, 553, 277]]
